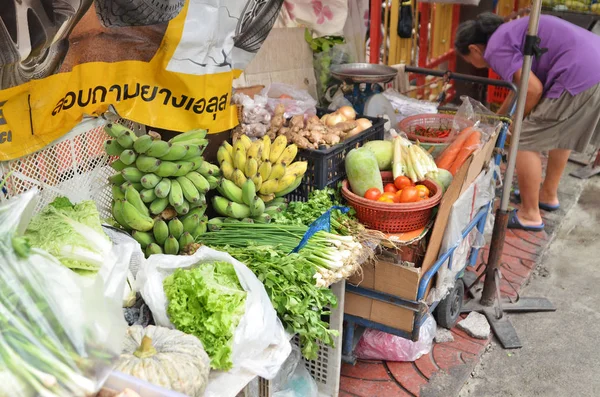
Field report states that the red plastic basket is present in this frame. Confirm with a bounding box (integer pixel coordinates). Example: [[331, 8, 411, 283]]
[[487, 70, 510, 105], [398, 114, 474, 144], [341, 172, 442, 233]]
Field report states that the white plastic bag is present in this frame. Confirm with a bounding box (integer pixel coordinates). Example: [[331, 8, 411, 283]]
[[137, 245, 291, 390], [273, 347, 318, 397], [261, 83, 317, 118], [0, 189, 126, 396], [354, 316, 436, 362]]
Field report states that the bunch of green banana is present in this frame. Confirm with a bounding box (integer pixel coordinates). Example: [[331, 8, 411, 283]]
[[104, 123, 219, 257], [216, 135, 307, 215]]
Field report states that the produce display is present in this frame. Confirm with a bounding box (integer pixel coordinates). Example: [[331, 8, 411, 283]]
[[215, 134, 306, 221], [410, 125, 452, 139], [267, 104, 372, 149], [104, 123, 217, 257], [24, 197, 110, 274], [435, 126, 482, 176], [116, 325, 210, 397], [163, 262, 247, 370]]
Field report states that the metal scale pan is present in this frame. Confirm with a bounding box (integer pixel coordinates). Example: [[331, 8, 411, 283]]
[[330, 63, 398, 84]]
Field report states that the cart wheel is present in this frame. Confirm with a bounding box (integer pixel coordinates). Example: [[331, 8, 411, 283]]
[[434, 279, 464, 329]]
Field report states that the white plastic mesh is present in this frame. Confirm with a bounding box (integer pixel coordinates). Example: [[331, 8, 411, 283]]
[[0, 117, 143, 219]]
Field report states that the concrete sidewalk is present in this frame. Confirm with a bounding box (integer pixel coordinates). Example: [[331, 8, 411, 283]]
[[460, 176, 600, 397]]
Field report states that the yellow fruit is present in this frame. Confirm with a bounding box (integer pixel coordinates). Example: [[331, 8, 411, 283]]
[[261, 136, 271, 162], [275, 144, 298, 166], [269, 135, 287, 163]]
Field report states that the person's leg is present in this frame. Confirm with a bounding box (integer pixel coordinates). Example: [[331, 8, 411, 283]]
[[515, 150, 544, 226], [539, 149, 571, 206]]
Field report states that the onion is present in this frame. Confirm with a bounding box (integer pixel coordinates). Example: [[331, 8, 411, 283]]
[[345, 118, 373, 140], [321, 114, 330, 124], [337, 106, 357, 121], [326, 112, 346, 127]]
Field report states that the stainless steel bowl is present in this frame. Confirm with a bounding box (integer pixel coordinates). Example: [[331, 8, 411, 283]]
[[330, 63, 398, 84]]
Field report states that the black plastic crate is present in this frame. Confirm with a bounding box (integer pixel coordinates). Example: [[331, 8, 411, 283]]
[[286, 111, 385, 202]]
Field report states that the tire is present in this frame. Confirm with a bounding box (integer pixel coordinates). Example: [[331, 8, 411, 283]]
[[94, 0, 185, 27], [434, 279, 464, 329], [0, 40, 69, 90], [234, 0, 284, 53]]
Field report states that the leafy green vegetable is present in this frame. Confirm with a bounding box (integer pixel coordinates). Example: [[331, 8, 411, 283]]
[[24, 197, 110, 273], [209, 245, 338, 360], [164, 262, 247, 370]]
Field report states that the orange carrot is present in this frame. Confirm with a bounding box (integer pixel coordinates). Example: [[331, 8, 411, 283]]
[[435, 127, 476, 170], [447, 129, 482, 175]]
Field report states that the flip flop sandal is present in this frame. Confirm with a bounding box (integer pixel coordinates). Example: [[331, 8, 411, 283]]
[[507, 210, 545, 231], [513, 190, 560, 211]]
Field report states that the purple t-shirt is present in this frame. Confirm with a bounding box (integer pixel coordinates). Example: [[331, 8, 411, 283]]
[[484, 15, 600, 98]]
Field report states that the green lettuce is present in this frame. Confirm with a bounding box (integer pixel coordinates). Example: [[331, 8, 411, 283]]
[[164, 262, 247, 370], [24, 197, 110, 273]]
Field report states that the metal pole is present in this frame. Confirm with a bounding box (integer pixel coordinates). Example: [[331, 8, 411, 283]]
[[481, 3, 544, 305]]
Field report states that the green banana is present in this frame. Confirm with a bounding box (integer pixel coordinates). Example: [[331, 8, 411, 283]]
[[108, 172, 126, 185], [182, 206, 207, 222], [207, 217, 224, 231], [120, 150, 137, 165], [249, 196, 265, 217], [111, 159, 127, 171], [177, 176, 201, 203], [154, 178, 172, 198], [212, 196, 231, 217], [136, 155, 162, 173], [185, 171, 210, 193], [153, 219, 169, 245], [132, 231, 155, 249], [169, 129, 207, 144], [146, 140, 171, 158], [219, 178, 244, 204], [140, 189, 157, 203], [182, 214, 200, 234], [145, 243, 163, 257], [206, 175, 220, 190], [133, 135, 154, 154], [185, 156, 204, 172], [141, 174, 162, 189], [161, 144, 189, 161], [149, 197, 169, 215], [191, 221, 208, 238], [164, 236, 180, 255], [182, 144, 204, 160], [125, 185, 150, 217], [121, 167, 144, 183], [191, 194, 207, 207], [174, 200, 190, 216], [252, 213, 272, 224], [168, 218, 184, 239], [226, 201, 251, 219], [241, 179, 257, 206], [121, 200, 154, 231], [155, 161, 181, 178], [111, 184, 126, 200], [168, 180, 184, 207], [173, 161, 194, 177], [270, 197, 288, 206], [178, 232, 194, 251], [104, 123, 132, 139], [241, 218, 254, 223], [116, 131, 136, 149], [104, 140, 125, 156], [196, 161, 214, 177], [223, 218, 241, 224], [111, 199, 129, 229]]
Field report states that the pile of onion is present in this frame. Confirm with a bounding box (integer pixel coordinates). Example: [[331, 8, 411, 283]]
[[321, 106, 373, 139]]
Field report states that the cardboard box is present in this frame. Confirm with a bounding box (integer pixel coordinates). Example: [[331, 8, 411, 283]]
[[345, 132, 499, 333]]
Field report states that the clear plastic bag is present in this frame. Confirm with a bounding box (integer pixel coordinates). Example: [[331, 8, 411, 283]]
[[272, 347, 318, 397], [314, 43, 353, 105], [354, 316, 436, 362], [452, 96, 501, 144], [136, 245, 291, 393], [0, 189, 126, 397], [261, 83, 317, 118]]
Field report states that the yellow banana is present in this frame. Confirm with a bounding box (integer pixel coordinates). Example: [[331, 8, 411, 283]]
[[275, 144, 298, 166], [232, 169, 247, 189], [223, 140, 234, 157], [258, 193, 276, 203], [217, 145, 233, 165], [269, 135, 287, 163], [251, 173, 263, 191], [285, 161, 308, 177], [244, 157, 258, 179], [234, 148, 246, 171], [268, 163, 286, 181], [258, 178, 279, 195], [276, 174, 297, 193], [239, 134, 252, 151], [258, 160, 272, 181], [247, 140, 263, 160], [220, 161, 235, 180], [261, 136, 271, 162]]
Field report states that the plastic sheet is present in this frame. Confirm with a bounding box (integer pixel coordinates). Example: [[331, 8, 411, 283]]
[[137, 245, 291, 394], [261, 83, 317, 118], [0, 189, 126, 397], [354, 316, 436, 362]]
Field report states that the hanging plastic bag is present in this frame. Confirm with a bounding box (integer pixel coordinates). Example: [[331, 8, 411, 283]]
[[452, 96, 500, 143], [0, 189, 126, 396], [272, 347, 318, 397], [137, 245, 291, 391], [354, 316, 436, 362], [314, 43, 354, 105], [398, 4, 413, 39], [261, 83, 317, 118]]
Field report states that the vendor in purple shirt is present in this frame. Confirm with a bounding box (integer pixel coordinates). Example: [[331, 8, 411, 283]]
[[455, 13, 600, 231]]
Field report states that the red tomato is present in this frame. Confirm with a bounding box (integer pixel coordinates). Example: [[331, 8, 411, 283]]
[[364, 188, 382, 201], [415, 185, 430, 199], [394, 176, 413, 191], [399, 186, 419, 203], [384, 183, 398, 194]]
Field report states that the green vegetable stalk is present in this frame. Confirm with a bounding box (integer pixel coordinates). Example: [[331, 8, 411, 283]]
[[164, 262, 247, 371]]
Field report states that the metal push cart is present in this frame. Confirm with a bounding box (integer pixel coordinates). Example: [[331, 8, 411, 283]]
[[342, 67, 517, 364]]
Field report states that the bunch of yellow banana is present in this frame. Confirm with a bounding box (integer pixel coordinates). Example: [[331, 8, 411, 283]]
[[216, 134, 307, 214], [104, 123, 219, 257]]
